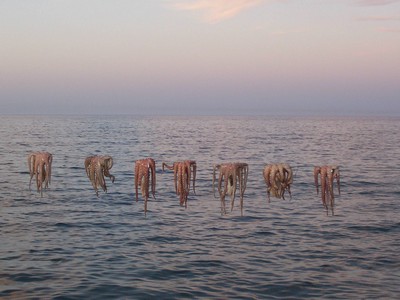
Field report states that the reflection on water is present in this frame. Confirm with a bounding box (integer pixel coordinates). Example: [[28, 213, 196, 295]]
[[1, 115, 400, 299]]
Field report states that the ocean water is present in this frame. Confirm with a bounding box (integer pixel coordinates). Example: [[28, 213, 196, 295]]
[[1, 115, 399, 299]]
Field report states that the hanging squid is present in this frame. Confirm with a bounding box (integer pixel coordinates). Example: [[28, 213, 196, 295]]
[[263, 163, 293, 202], [162, 160, 197, 208], [84, 155, 115, 197], [134, 158, 156, 215], [213, 162, 248, 216], [314, 165, 340, 215], [28, 151, 53, 197]]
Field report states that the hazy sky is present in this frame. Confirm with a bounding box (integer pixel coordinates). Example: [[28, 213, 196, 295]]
[[1, 0, 399, 115]]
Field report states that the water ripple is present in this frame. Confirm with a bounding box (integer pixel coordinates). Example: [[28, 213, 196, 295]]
[[1, 115, 400, 299]]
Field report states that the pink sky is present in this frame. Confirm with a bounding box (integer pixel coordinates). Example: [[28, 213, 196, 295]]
[[1, 0, 399, 115]]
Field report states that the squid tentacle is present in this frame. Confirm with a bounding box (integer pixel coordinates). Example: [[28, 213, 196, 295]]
[[84, 155, 115, 197], [28, 152, 52, 197], [314, 165, 340, 216], [215, 162, 247, 216], [134, 158, 157, 215]]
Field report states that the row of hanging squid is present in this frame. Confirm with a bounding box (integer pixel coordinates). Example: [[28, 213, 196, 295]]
[[27, 152, 341, 216]]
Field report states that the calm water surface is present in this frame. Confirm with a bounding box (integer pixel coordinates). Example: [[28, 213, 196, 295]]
[[1, 115, 399, 299]]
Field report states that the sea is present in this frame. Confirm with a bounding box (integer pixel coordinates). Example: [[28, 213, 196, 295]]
[[1, 115, 399, 299]]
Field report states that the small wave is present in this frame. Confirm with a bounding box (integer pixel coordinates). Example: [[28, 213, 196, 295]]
[[8, 272, 53, 283], [255, 230, 276, 236], [348, 223, 400, 233], [54, 222, 74, 228]]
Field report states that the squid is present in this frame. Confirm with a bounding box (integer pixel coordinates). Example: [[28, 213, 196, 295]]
[[263, 163, 293, 202], [162, 160, 196, 208], [84, 155, 115, 197], [213, 162, 248, 216], [28, 151, 53, 197], [134, 158, 156, 215], [314, 165, 340, 215]]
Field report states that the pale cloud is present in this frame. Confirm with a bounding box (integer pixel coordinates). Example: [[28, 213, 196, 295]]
[[378, 27, 400, 32], [357, 16, 400, 21], [356, 14, 400, 32], [355, 0, 400, 5], [269, 28, 309, 36], [172, 0, 264, 23]]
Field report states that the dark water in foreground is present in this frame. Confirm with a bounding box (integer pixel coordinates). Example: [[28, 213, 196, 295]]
[[1, 115, 399, 299]]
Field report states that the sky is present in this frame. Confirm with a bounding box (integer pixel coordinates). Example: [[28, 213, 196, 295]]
[[1, 0, 399, 115]]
